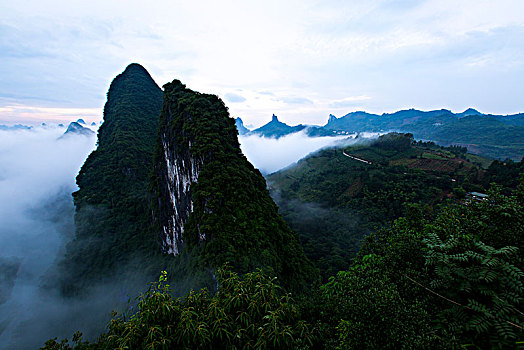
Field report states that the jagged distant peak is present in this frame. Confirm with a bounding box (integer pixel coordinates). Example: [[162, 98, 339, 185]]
[[328, 114, 337, 123], [76, 118, 86, 125], [459, 108, 482, 116], [271, 114, 279, 122], [61, 121, 94, 138], [235, 117, 250, 135]]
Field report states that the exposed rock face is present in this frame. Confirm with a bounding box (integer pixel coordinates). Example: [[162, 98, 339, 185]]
[[152, 80, 229, 255], [157, 131, 204, 255], [152, 79, 315, 290]]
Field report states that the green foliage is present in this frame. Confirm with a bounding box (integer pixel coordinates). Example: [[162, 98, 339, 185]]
[[319, 255, 436, 349], [352, 181, 524, 348], [44, 269, 313, 349], [482, 159, 524, 195], [152, 80, 317, 291], [373, 132, 413, 152], [268, 136, 492, 280], [58, 64, 167, 295], [425, 232, 523, 348]]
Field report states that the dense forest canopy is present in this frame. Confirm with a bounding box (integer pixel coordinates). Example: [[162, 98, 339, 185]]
[[44, 172, 524, 349], [57, 63, 165, 296]]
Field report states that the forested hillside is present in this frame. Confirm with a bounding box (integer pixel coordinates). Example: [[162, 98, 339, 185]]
[[44, 176, 524, 349], [324, 109, 524, 160], [57, 64, 165, 295], [268, 133, 522, 279]]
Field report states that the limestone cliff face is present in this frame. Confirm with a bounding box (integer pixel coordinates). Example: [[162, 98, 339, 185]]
[[151, 80, 315, 290], [156, 123, 204, 255], [152, 80, 239, 256]]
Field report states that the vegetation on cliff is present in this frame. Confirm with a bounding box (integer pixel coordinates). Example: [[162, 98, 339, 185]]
[[58, 64, 164, 295], [151, 80, 316, 291]]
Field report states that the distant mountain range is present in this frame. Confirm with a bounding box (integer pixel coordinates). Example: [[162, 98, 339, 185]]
[[0, 124, 32, 131], [236, 108, 524, 160]]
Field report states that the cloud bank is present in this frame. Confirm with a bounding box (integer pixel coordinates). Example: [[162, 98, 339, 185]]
[[239, 130, 349, 174], [0, 126, 97, 348]]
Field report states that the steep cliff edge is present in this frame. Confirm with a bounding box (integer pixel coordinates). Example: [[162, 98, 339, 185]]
[[58, 66, 314, 294], [59, 64, 164, 295], [151, 80, 315, 289]]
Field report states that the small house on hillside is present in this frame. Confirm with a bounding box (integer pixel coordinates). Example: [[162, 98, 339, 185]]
[[466, 191, 488, 203]]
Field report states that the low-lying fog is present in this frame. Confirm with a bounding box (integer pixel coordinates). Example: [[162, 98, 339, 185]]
[[0, 126, 96, 348], [239, 130, 350, 174], [0, 124, 348, 348]]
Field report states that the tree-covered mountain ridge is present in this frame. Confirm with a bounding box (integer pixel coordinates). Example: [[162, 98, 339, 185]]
[[57, 63, 314, 298], [150, 79, 315, 290], [237, 107, 524, 160], [57, 63, 165, 296]]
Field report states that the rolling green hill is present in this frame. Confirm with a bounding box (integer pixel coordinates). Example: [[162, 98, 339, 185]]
[[267, 133, 512, 279]]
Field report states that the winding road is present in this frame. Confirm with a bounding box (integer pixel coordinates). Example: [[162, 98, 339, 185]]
[[342, 150, 372, 164]]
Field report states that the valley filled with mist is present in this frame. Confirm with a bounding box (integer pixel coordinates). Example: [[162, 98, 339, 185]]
[[0, 120, 360, 348], [0, 126, 98, 348]]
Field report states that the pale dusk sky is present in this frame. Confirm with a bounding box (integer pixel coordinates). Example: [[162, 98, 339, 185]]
[[1, 0, 523, 127]]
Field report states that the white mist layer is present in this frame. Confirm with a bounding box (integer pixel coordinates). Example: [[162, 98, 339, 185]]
[[0, 127, 96, 254], [0, 126, 96, 348], [239, 131, 350, 174]]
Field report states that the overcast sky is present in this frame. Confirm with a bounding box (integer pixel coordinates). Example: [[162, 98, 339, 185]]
[[1, 0, 523, 127]]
